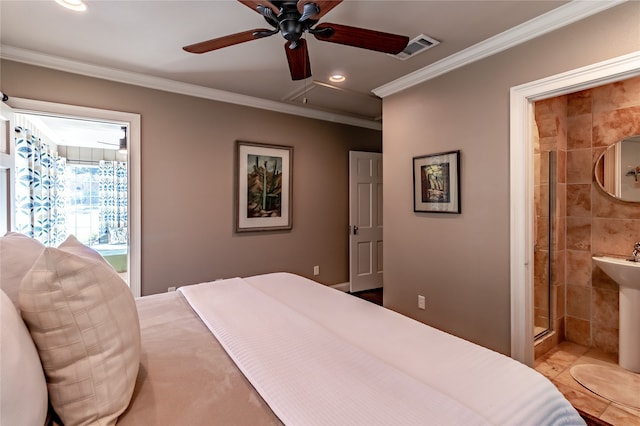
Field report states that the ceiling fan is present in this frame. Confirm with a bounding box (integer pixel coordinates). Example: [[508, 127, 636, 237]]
[[183, 0, 410, 80]]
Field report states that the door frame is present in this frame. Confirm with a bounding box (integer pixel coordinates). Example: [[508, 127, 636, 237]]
[[509, 51, 640, 366], [0, 102, 15, 234], [7, 97, 142, 297]]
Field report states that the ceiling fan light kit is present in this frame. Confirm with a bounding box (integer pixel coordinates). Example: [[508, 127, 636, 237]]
[[55, 0, 87, 12], [183, 0, 409, 81]]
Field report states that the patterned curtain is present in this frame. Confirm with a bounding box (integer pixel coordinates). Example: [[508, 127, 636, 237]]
[[14, 127, 67, 246], [99, 160, 128, 244]]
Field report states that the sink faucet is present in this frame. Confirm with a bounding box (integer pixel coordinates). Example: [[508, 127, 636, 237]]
[[633, 242, 640, 262]]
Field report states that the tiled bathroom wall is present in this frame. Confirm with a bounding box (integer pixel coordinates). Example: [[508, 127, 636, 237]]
[[534, 75, 640, 357]]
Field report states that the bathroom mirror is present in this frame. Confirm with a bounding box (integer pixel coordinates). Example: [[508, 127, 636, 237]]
[[594, 135, 640, 202]]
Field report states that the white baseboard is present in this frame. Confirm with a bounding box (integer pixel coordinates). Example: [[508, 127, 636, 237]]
[[330, 282, 350, 292]]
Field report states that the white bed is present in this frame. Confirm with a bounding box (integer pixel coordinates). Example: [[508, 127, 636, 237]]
[[178, 272, 584, 426], [1, 232, 585, 425]]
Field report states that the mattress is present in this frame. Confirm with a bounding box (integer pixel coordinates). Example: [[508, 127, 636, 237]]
[[117, 290, 281, 425], [178, 272, 585, 426]]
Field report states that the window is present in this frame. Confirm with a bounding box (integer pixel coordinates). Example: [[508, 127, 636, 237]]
[[64, 164, 101, 245]]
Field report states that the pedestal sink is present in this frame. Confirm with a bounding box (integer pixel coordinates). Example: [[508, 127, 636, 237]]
[[592, 256, 640, 372]]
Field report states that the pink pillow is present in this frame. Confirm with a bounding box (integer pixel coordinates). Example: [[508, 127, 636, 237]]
[[20, 243, 140, 425], [58, 234, 109, 264], [0, 232, 45, 309], [0, 289, 48, 426]]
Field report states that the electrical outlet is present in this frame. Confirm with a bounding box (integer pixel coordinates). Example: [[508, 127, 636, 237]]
[[418, 295, 426, 310], [168, 286, 176, 292], [313, 265, 320, 276]]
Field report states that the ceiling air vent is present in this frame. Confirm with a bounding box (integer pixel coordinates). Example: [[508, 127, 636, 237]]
[[391, 34, 440, 60]]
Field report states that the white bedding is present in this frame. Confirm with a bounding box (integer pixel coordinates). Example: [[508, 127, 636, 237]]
[[180, 272, 584, 426]]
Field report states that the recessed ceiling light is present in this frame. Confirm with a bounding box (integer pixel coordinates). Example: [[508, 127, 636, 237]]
[[55, 0, 87, 12], [329, 74, 346, 83]]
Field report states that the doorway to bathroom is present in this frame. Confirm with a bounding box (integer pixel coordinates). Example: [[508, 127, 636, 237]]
[[509, 51, 640, 367]]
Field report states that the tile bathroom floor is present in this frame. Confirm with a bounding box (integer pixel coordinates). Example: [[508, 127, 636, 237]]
[[534, 341, 640, 425]]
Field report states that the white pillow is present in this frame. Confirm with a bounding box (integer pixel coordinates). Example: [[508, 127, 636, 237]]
[[20, 244, 141, 426], [0, 232, 45, 309], [0, 289, 49, 426], [58, 234, 109, 265]]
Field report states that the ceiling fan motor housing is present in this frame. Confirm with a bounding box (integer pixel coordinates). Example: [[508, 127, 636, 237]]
[[266, 1, 318, 48]]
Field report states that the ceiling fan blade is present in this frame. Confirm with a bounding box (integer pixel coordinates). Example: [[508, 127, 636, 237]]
[[297, 0, 342, 21], [313, 23, 409, 54], [183, 29, 272, 54], [284, 39, 311, 80], [237, 0, 280, 15]]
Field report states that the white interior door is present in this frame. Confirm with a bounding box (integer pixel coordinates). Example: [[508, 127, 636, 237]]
[[0, 102, 15, 235], [349, 151, 383, 292]]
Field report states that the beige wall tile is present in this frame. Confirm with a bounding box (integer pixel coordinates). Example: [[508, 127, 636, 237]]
[[567, 285, 591, 319], [552, 250, 566, 287], [567, 114, 592, 149], [565, 316, 591, 347], [536, 184, 549, 218], [539, 136, 557, 152], [554, 285, 566, 323], [566, 184, 591, 217], [566, 250, 592, 287], [534, 250, 549, 286], [592, 106, 640, 147], [567, 148, 594, 184], [592, 217, 640, 256], [591, 323, 619, 354], [592, 287, 619, 328], [592, 261, 618, 291], [535, 216, 549, 249], [556, 182, 567, 220], [592, 75, 640, 113], [555, 215, 566, 251], [566, 216, 591, 251], [592, 186, 640, 219], [567, 89, 592, 117], [557, 150, 567, 184]]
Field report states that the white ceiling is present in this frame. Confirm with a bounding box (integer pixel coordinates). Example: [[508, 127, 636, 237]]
[[1, 0, 618, 133], [22, 113, 124, 149]]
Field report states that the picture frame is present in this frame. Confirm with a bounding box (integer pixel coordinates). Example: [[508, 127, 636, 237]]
[[235, 141, 293, 232], [413, 150, 461, 214]]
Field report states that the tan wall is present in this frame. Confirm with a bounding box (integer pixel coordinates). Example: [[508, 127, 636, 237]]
[[1, 60, 381, 296], [382, 2, 640, 355]]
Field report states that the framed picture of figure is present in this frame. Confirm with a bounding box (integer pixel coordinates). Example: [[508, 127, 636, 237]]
[[413, 150, 460, 214]]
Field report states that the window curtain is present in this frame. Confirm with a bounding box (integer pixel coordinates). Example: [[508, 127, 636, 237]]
[[14, 126, 67, 246], [99, 160, 128, 244]]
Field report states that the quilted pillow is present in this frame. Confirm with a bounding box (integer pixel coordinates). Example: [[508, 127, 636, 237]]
[[0, 289, 49, 426], [19, 243, 141, 426], [58, 234, 109, 265], [0, 232, 45, 309]]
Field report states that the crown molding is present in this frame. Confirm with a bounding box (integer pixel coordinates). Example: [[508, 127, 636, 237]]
[[0, 45, 382, 131], [373, 0, 627, 98]]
